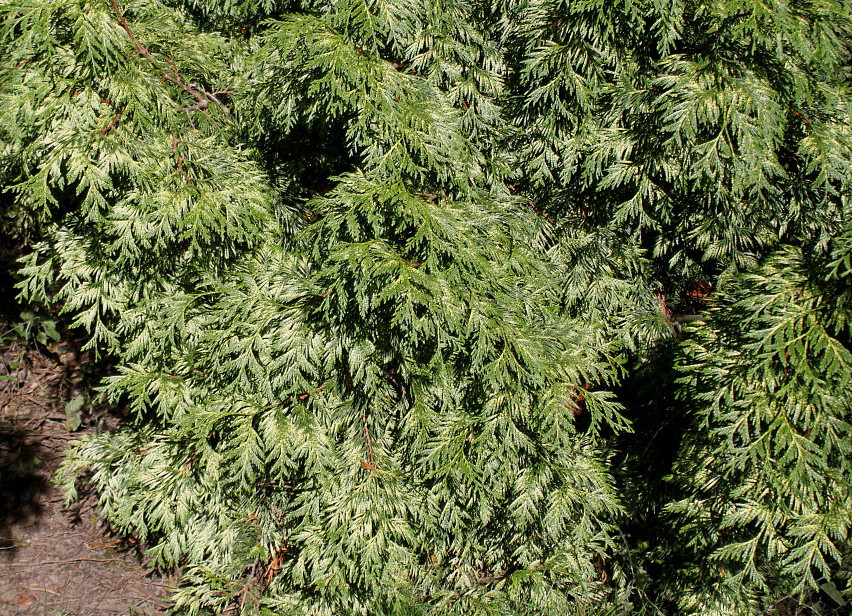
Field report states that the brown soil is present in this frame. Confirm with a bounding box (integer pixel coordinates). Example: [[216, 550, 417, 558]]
[[0, 321, 176, 616]]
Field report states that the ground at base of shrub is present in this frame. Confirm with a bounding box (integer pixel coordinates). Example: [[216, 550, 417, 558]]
[[0, 319, 175, 616]]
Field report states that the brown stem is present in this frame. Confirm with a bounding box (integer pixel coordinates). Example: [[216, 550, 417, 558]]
[[238, 557, 260, 610], [267, 381, 332, 408], [107, 0, 231, 116], [100, 105, 125, 135], [171, 134, 193, 185], [361, 411, 375, 471], [263, 544, 288, 582], [386, 371, 413, 407], [298, 381, 331, 400]]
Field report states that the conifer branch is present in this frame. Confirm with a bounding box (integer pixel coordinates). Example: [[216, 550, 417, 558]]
[[9, 1, 849, 613], [107, 0, 232, 118]]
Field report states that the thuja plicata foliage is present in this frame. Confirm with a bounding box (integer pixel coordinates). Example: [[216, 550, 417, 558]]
[[1, 1, 850, 614]]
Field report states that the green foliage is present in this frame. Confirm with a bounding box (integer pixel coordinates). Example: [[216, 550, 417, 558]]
[[502, 0, 851, 307], [494, 0, 852, 612], [669, 243, 852, 614], [2, 1, 629, 614], [1, 0, 851, 614]]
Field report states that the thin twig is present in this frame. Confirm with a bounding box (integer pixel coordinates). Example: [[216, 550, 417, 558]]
[[238, 558, 260, 610], [171, 134, 193, 185], [267, 381, 332, 409], [100, 105, 125, 135], [107, 0, 231, 117], [298, 381, 331, 401], [386, 370, 413, 407], [4, 557, 121, 567], [139, 580, 178, 590], [22, 432, 80, 440], [21, 586, 62, 596], [361, 411, 375, 471]]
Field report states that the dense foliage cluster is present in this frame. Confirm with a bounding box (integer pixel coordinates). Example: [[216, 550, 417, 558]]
[[1, 1, 850, 614]]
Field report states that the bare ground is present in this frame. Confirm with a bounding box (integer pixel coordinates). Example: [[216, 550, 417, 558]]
[[0, 320, 176, 616]]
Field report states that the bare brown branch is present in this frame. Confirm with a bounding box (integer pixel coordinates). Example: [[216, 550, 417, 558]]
[[107, 0, 231, 118]]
